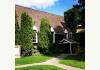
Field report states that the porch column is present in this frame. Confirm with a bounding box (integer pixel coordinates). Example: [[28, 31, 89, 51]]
[[64, 29, 68, 39], [70, 43, 72, 54], [53, 32, 55, 43], [66, 33, 68, 39]]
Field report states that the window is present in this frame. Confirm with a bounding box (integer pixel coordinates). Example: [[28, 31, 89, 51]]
[[33, 30, 37, 43], [33, 26, 38, 43]]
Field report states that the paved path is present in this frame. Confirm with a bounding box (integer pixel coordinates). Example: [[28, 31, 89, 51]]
[[16, 54, 83, 70]]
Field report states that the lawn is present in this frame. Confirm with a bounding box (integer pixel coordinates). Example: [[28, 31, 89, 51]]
[[15, 65, 64, 70], [59, 55, 85, 69], [15, 55, 52, 66]]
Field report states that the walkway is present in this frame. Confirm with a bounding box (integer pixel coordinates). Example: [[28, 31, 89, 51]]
[[16, 54, 83, 70]]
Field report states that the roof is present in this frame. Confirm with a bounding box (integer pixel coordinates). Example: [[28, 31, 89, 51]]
[[15, 5, 68, 33]]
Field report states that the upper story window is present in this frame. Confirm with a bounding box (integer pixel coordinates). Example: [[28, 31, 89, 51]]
[[33, 26, 38, 43], [33, 30, 37, 43]]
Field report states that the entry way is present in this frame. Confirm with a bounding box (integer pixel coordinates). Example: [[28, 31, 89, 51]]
[[59, 39, 79, 54], [54, 33, 79, 54]]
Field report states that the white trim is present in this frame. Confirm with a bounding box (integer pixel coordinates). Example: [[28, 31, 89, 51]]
[[53, 32, 55, 43], [51, 27, 54, 32], [64, 29, 68, 33], [66, 33, 68, 39], [33, 25, 38, 32]]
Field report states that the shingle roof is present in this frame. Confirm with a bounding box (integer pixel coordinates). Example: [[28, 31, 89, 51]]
[[15, 5, 67, 33]]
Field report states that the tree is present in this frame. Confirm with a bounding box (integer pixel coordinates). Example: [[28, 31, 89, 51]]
[[64, 0, 85, 54], [15, 13, 20, 45], [73, 0, 85, 27], [73, 0, 85, 54], [64, 0, 85, 32], [38, 18, 52, 54], [20, 12, 33, 56], [64, 8, 76, 33]]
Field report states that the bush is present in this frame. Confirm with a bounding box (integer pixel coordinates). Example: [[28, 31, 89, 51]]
[[20, 12, 33, 56], [38, 18, 52, 54]]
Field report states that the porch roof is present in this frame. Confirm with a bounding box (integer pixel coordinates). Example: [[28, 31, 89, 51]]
[[59, 39, 79, 44]]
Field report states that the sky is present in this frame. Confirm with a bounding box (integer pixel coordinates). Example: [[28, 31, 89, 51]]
[[16, 0, 78, 16]]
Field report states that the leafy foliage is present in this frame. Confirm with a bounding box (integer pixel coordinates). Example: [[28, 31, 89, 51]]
[[20, 12, 33, 56], [64, 8, 76, 33], [73, 0, 85, 49], [64, 0, 85, 54], [38, 18, 52, 54], [64, 0, 85, 33], [73, 0, 85, 27]]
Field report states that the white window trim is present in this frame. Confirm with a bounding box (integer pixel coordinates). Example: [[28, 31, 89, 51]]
[[32, 31, 38, 43]]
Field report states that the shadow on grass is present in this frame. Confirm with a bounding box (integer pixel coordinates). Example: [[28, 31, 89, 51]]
[[62, 54, 85, 61], [38, 50, 85, 62]]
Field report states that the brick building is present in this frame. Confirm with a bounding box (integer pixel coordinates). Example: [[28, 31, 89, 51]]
[[15, 5, 78, 57]]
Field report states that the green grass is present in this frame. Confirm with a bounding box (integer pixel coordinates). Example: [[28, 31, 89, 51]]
[[15, 65, 64, 70], [15, 55, 52, 66], [59, 55, 85, 69]]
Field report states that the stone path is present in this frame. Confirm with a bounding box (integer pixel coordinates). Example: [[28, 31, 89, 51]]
[[16, 54, 83, 70]]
